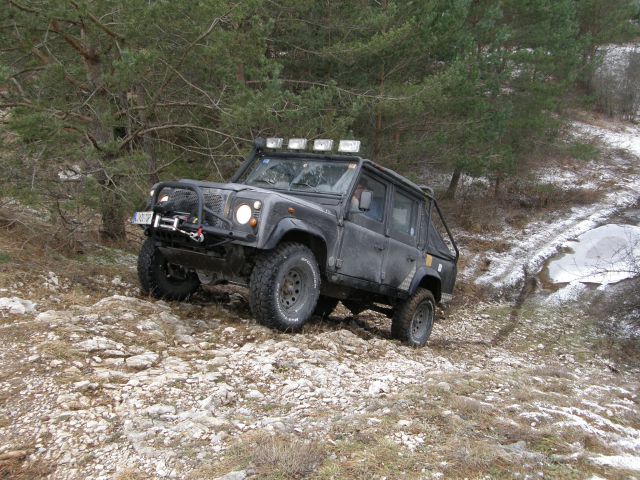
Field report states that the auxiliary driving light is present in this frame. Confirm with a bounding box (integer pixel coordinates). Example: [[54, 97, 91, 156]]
[[313, 139, 333, 151], [287, 138, 308, 150], [266, 137, 283, 149], [338, 140, 361, 153]]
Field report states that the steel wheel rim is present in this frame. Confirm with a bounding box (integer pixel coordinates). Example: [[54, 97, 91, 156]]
[[163, 262, 189, 282], [411, 301, 433, 339], [279, 267, 305, 311]]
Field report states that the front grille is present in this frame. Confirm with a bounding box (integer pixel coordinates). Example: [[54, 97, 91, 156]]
[[157, 187, 227, 227]]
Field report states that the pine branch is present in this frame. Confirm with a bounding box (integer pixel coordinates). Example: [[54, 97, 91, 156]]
[[119, 123, 250, 150], [68, 0, 125, 41]]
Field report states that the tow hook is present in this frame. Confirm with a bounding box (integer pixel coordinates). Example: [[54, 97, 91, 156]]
[[177, 225, 204, 243]]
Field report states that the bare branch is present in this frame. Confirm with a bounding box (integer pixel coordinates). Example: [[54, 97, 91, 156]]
[[119, 123, 250, 150], [8, 0, 40, 14], [68, 0, 125, 41]]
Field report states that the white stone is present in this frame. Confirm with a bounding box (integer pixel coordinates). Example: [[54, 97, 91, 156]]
[[436, 382, 452, 392], [76, 337, 125, 352], [368, 381, 389, 395], [247, 389, 265, 400], [126, 352, 159, 369], [0, 297, 36, 315], [214, 471, 247, 480]]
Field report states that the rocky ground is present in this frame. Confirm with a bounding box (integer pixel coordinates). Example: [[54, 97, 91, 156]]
[[1, 115, 639, 480]]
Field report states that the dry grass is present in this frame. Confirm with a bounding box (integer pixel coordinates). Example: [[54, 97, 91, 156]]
[[529, 365, 576, 380], [0, 453, 52, 480], [246, 433, 325, 479], [444, 439, 511, 475], [115, 469, 150, 480], [449, 395, 495, 418], [194, 432, 326, 480], [37, 340, 81, 361]]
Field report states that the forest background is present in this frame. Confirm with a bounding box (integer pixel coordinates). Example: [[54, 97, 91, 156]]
[[1, 0, 639, 242]]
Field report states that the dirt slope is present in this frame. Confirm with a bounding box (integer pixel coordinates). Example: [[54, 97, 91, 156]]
[[1, 116, 639, 480]]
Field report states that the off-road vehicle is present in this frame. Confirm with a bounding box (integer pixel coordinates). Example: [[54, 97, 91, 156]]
[[133, 137, 458, 347]]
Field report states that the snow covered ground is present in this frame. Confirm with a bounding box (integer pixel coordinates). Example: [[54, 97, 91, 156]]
[[473, 120, 640, 292], [547, 224, 640, 284]]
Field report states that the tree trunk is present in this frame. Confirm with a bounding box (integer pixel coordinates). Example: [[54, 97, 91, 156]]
[[373, 64, 385, 161], [444, 167, 462, 200], [494, 173, 502, 197], [100, 182, 127, 241]]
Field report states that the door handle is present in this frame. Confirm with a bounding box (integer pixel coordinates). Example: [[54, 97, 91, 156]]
[[374, 243, 385, 251], [407, 255, 416, 262]]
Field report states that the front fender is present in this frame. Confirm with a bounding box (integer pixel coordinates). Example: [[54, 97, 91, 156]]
[[262, 217, 328, 250], [408, 266, 442, 299]]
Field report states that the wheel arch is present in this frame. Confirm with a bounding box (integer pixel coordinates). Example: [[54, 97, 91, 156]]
[[263, 219, 328, 274], [409, 267, 442, 302]]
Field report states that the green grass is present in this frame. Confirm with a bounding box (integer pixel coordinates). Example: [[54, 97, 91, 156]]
[[567, 142, 600, 162]]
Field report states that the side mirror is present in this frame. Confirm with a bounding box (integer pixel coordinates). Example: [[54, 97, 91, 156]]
[[359, 190, 372, 211]]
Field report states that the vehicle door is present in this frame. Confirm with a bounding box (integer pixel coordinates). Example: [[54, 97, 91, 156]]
[[382, 186, 420, 291], [337, 170, 388, 284]]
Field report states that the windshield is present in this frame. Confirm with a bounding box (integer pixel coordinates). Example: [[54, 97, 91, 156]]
[[242, 157, 357, 195]]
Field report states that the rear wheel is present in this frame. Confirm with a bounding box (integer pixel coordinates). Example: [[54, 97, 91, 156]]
[[137, 238, 200, 300], [391, 288, 435, 347], [249, 242, 321, 332]]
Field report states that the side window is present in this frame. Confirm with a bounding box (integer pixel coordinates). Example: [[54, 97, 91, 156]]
[[351, 173, 386, 222], [391, 190, 418, 237]]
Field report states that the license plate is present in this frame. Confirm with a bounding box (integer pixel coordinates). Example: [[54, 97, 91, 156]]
[[131, 211, 154, 225]]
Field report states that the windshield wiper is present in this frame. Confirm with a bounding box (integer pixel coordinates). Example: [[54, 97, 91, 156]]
[[252, 179, 275, 186], [289, 181, 317, 191]]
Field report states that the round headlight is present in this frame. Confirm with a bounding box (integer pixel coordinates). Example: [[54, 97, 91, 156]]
[[235, 204, 252, 224]]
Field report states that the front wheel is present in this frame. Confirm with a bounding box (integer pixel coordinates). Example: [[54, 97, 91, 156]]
[[137, 238, 200, 300], [391, 288, 435, 347], [249, 242, 321, 332]]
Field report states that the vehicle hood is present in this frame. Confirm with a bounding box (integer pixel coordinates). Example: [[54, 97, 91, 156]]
[[177, 179, 338, 217]]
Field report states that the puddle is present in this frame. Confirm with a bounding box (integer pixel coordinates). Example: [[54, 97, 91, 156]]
[[543, 224, 640, 285]]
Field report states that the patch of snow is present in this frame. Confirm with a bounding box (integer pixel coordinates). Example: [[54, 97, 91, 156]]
[[590, 454, 640, 472], [544, 281, 587, 305], [546, 224, 640, 284], [573, 121, 640, 157], [475, 121, 640, 291]]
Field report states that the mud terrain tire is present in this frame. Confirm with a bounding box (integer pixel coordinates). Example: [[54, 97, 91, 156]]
[[249, 242, 321, 332], [137, 237, 200, 300], [391, 288, 435, 347]]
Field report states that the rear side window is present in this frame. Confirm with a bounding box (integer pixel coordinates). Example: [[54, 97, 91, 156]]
[[391, 190, 418, 237]]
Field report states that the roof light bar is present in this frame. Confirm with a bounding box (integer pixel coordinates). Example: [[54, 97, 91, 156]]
[[266, 137, 283, 149], [313, 139, 333, 151], [338, 140, 361, 153], [288, 138, 308, 150]]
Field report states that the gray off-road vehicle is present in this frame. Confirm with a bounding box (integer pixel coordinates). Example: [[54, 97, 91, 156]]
[[132, 137, 458, 347]]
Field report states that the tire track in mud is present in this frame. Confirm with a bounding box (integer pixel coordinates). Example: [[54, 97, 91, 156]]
[[491, 267, 538, 346]]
